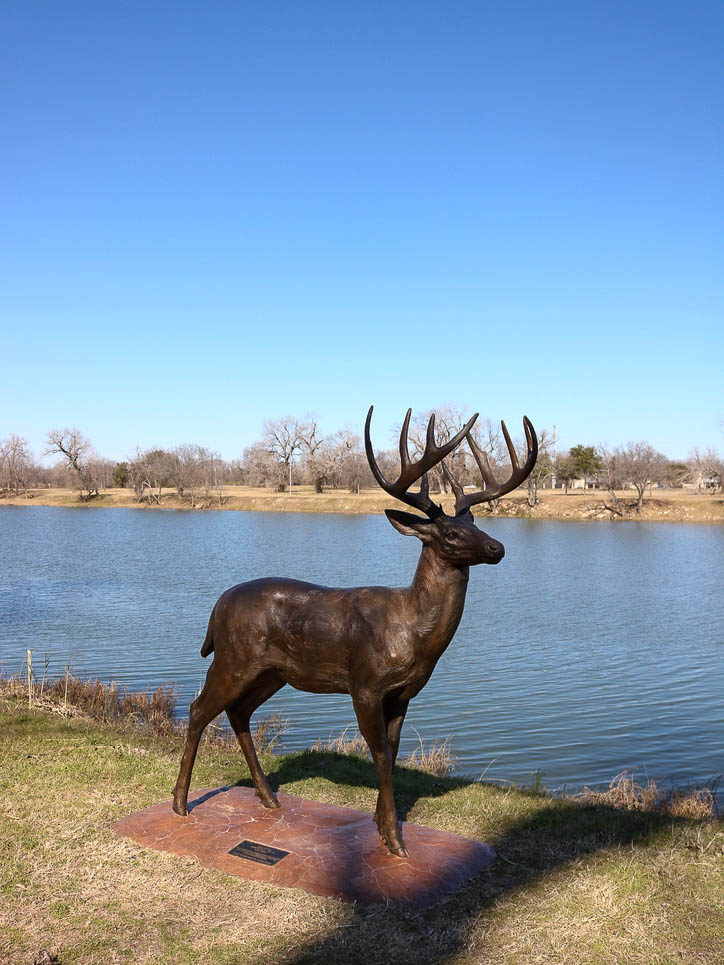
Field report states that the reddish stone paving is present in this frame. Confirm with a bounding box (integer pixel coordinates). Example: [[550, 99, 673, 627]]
[[114, 785, 496, 906]]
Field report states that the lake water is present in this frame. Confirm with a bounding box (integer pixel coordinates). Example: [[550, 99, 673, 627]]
[[1, 506, 722, 799]]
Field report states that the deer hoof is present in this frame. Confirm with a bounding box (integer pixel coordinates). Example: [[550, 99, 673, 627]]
[[171, 793, 188, 817], [255, 789, 280, 809], [375, 816, 408, 858], [384, 836, 409, 858]]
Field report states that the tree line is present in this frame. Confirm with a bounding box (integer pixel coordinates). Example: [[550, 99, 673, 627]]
[[1, 406, 722, 513]]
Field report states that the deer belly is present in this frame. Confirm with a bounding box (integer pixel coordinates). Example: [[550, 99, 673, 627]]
[[283, 664, 350, 695], [270, 639, 351, 695]]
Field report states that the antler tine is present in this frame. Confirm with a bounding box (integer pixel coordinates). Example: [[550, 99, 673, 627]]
[[419, 472, 430, 502], [364, 406, 392, 492], [399, 408, 412, 471], [501, 420, 519, 472], [467, 433, 498, 491], [522, 415, 536, 452], [455, 416, 538, 516], [365, 406, 479, 519], [426, 413, 437, 453], [524, 417, 534, 451], [440, 458, 466, 514]]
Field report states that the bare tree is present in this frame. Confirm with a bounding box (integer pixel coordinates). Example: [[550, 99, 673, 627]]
[[172, 445, 206, 508], [171, 445, 203, 509], [408, 405, 477, 493], [89, 458, 115, 490], [207, 451, 228, 506], [297, 416, 329, 493], [688, 447, 722, 493], [130, 448, 175, 504], [597, 444, 626, 516], [621, 442, 667, 510], [263, 417, 307, 493], [241, 442, 283, 489], [0, 435, 34, 496], [599, 442, 667, 513], [226, 458, 246, 485], [44, 428, 100, 500], [326, 429, 371, 493], [168, 445, 228, 508]]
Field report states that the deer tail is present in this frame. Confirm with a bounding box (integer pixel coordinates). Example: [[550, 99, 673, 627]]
[[200, 607, 215, 657]]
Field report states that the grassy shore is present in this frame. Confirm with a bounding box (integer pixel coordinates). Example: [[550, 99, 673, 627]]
[[1, 688, 722, 965], [3, 484, 723, 523]]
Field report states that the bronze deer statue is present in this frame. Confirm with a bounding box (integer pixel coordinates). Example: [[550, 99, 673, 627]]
[[173, 407, 537, 857]]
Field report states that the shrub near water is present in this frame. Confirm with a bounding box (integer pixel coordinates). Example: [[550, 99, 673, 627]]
[[0, 671, 288, 752], [312, 726, 456, 777], [580, 770, 718, 821], [46, 675, 177, 730]]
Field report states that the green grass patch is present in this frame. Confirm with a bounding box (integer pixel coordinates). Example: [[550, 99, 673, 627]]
[[1, 691, 721, 965]]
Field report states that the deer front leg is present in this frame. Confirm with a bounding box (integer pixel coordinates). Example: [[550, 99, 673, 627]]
[[352, 692, 408, 858]]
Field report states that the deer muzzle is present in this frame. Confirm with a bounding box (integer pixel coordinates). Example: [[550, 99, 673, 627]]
[[483, 539, 505, 564]]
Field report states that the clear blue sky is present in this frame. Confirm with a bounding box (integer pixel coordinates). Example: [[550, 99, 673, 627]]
[[1, 1, 722, 462]]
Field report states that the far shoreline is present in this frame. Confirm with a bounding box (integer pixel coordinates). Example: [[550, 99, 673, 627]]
[[2, 485, 722, 525]]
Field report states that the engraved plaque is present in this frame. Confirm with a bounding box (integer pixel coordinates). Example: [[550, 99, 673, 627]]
[[228, 839, 289, 865]]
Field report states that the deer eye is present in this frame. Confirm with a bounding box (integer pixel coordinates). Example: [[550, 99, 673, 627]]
[[446, 531, 461, 542]]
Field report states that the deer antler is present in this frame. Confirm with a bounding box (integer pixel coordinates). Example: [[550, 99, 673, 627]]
[[365, 406, 478, 519], [453, 417, 538, 516]]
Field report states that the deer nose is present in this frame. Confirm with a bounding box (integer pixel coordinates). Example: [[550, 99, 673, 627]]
[[486, 540, 504, 560]]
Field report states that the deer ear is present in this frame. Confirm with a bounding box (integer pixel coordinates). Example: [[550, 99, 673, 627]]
[[384, 509, 434, 542]]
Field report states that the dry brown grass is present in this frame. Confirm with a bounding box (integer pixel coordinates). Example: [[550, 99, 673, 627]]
[[314, 726, 455, 778], [0, 671, 287, 755], [47, 674, 176, 727], [313, 725, 371, 758], [580, 770, 717, 820], [1, 671, 180, 732], [404, 729, 456, 777], [250, 711, 288, 753]]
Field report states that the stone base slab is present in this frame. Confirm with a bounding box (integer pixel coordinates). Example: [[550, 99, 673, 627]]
[[113, 785, 496, 906]]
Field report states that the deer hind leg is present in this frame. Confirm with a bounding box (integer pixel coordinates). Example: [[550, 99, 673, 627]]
[[226, 674, 285, 810], [383, 695, 409, 769], [352, 692, 408, 858], [172, 660, 241, 817]]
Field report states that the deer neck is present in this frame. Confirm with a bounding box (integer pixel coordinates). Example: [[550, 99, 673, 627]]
[[408, 545, 470, 663]]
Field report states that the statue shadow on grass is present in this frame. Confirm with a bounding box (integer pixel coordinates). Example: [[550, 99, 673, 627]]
[[227, 750, 689, 965]]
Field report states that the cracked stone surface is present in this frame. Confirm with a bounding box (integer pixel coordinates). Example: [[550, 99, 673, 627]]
[[114, 786, 496, 905]]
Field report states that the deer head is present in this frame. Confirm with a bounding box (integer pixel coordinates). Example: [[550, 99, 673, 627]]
[[365, 406, 538, 567]]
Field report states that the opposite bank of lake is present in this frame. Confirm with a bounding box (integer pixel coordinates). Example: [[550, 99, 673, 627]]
[[2, 484, 723, 523]]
